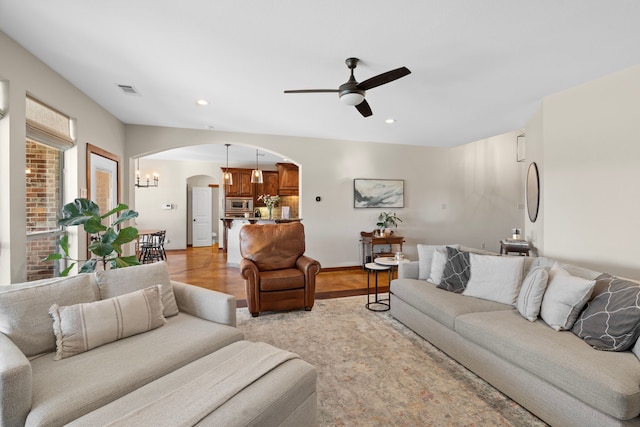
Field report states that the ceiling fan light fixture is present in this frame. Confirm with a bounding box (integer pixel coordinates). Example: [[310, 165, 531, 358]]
[[340, 92, 365, 106]]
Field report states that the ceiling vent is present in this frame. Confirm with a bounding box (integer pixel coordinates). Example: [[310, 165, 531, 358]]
[[117, 84, 141, 96]]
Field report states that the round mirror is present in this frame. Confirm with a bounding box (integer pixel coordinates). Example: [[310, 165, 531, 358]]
[[526, 162, 540, 222]]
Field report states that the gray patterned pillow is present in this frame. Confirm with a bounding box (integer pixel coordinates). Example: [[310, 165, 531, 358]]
[[436, 247, 470, 293], [572, 273, 640, 351]]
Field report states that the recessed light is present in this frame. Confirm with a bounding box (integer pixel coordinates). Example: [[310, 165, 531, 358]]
[[385, 118, 396, 124], [196, 99, 209, 106]]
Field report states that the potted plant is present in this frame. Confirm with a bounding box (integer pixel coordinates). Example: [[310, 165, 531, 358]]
[[44, 198, 140, 276], [376, 211, 402, 236]]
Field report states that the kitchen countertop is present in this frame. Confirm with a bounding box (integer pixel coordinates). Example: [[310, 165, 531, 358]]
[[221, 217, 302, 223]]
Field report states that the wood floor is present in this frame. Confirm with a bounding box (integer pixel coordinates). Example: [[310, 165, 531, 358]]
[[165, 245, 388, 307]]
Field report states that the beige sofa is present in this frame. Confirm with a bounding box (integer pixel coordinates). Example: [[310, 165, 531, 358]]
[[391, 246, 640, 427], [0, 262, 317, 427]]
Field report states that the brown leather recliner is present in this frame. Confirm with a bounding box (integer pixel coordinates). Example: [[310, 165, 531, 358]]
[[239, 222, 321, 317]]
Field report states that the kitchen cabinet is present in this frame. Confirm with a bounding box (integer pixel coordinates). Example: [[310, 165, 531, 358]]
[[277, 163, 299, 196], [255, 171, 279, 205], [222, 168, 253, 197]]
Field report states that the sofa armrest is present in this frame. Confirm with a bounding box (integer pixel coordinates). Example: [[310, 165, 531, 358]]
[[398, 261, 419, 280], [171, 281, 237, 328], [0, 333, 32, 427]]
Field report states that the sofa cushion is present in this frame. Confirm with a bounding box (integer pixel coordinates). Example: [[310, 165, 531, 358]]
[[50, 285, 166, 360], [455, 310, 640, 420], [96, 261, 178, 317], [26, 312, 244, 427], [458, 245, 499, 256], [417, 244, 459, 281], [66, 340, 317, 427], [426, 247, 448, 284], [516, 266, 550, 321], [540, 263, 596, 331], [0, 275, 100, 357], [572, 274, 640, 351], [462, 253, 524, 305], [390, 279, 512, 331], [260, 269, 304, 291], [436, 247, 470, 293]]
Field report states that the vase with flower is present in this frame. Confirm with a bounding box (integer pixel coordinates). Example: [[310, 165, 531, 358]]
[[258, 194, 280, 219]]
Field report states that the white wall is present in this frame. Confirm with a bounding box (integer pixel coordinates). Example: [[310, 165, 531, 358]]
[[0, 31, 126, 283], [134, 159, 224, 250], [524, 106, 544, 255], [125, 125, 525, 268], [525, 65, 640, 278]]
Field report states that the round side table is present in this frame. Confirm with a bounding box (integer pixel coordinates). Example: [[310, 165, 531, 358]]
[[364, 262, 391, 312]]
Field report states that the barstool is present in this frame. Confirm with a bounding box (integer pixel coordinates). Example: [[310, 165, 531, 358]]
[[364, 262, 391, 312]]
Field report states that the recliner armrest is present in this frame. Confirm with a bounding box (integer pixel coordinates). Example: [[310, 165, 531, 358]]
[[0, 333, 32, 427], [171, 281, 237, 327], [240, 258, 261, 316], [296, 255, 321, 277]]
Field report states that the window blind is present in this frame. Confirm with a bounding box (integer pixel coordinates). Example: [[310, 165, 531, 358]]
[[25, 96, 74, 150]]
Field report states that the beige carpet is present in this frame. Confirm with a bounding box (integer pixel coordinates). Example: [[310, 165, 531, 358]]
[[236, 296, 547, 427]]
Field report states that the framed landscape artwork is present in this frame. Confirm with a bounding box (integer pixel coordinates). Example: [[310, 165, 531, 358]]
[[354, 179, 404, 208]]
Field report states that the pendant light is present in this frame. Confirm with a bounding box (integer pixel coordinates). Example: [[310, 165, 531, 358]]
[[251, 149, 263, 184], [223, 144, 233, 185]]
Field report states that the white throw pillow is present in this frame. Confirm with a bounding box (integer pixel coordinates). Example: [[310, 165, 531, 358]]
[[418, 244, 459, 281], [427, 247, 449, 284], [540, 263, 596, 331], [0, 274, 99, 357], [632, 339, 640, 362], [516, 266, 550, 321], [49, 285, 166, 360], [96, 261, 178, 317], [462, 254, 525, 305]]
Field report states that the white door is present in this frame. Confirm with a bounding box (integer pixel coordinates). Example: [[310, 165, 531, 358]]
[[192, 187, 212, 247]]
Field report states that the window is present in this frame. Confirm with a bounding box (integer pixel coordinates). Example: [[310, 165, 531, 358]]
[[25, 96, 74, 280]]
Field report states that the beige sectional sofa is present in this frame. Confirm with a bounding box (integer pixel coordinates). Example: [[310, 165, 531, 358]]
[[0, 262, 317, 427], [391, 245, 640, 427]]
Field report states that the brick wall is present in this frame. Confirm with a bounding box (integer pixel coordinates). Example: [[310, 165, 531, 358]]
[[26, 140, 61, 281]]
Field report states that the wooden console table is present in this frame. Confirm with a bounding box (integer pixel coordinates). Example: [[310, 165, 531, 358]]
[[500, 239, 530, 256], [360, 231, 405, 267]]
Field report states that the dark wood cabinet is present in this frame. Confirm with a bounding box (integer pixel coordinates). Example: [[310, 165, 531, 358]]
[[277, 163, 299, 196], [255, 171, 279, 205], [221, 168, 253, 197]]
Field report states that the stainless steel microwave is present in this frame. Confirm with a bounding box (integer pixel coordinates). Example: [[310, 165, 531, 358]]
[[226, 197, 253, 213]]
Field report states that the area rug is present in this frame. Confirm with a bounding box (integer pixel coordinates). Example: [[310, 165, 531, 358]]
[[236, 296, 547, 427]]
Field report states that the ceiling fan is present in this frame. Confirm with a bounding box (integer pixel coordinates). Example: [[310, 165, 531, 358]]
[[284, 58, 411, 117]]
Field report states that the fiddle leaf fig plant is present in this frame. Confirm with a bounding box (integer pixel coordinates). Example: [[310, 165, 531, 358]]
[[44, 198, 140, 276]]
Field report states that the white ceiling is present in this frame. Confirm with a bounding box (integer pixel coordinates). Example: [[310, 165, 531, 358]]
[[1, 1, 640, 161], [143, 144, 286, 166]]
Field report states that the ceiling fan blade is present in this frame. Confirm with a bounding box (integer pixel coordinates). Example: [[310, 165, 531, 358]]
[[284, 89, 339, 94], [355, 99, 372, 117], [357, 67, 411, 91]]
